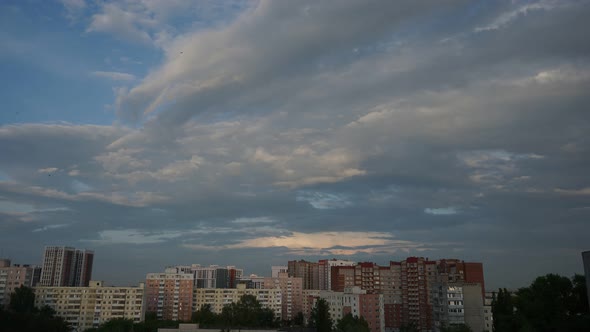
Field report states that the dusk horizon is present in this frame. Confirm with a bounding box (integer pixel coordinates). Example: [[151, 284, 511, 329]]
[[1, 0, 589, 293]]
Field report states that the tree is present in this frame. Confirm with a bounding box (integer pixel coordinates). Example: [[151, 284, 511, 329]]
[[192, 304, 219, 327], [309, 298, 333, 332], [336, 313, 370, 332], [492, 288, 518, 332], [293, 311, 305, 326], [440, 323, 472, 332], [220, 294, 277, 330], [399, 322, 419, 332], [9, 285, 36, 314], [492, 274, 590, 332]]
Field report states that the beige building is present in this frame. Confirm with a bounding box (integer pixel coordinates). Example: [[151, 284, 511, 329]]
[[263, 273, 303, 321], [146, 269, 194, 321], [0, 259, 41, 308], [194, 283, 282, 319], [306, 287, 385, 332], [34, 280, 144, 331]]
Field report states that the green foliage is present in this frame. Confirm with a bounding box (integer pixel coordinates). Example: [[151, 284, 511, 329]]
[[399, 322, 419, 332], [336, 313, 370, 332], [309, 298, 333, 332], [192, 303, 219, 327], [216, 294, 278, 329], [0, 287, 71, 332], [440, 323, 472, 332], [293, 311, 305, 326], [9, 285, 36, 313], [86, 318, 135, 332], [492, 274, 590, 332]]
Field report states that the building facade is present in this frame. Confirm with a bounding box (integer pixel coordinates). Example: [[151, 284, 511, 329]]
[[318, 259, 356, 290], [186, 264, 244, 289], [288, 260, 319, 290], [0, 259, 41, 307], [34, 280, 144, 331], [193, 283, 282, 319], [39, 246, 94, 287], [263, 272, 303, 321], [145, 269, 194, 321], [310, 287, 385, 332]]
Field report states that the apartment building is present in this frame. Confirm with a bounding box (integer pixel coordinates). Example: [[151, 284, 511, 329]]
[[34, 280, 144, 331], [145, 269, 194, 321], [181, 264, 244, 289], [318, 259, 356, 290], [193, 283, 282, 319], [0, 259, 41, 307], [432, 283, 485, 332], [271, 266, 288, 278], [310, 287, 384, 332], [288, 260, 319, 290], [263, 272, 303, 321], [39, 246, 94, 287]]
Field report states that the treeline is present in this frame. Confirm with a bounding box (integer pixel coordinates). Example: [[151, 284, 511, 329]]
[[191, 294, 279, 329], [492, 274, 590, 332], [0, 285, 70, 332]]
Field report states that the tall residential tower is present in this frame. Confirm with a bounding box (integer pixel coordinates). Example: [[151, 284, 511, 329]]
[[39, 246, 94, 287]]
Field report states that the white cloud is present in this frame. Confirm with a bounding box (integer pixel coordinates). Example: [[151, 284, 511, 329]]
[[554, 187, 590, 196], [38, 167, 59, 174], [424, 207, 459, 215], [84, 229, 185, 244], [32, 224, 70, 232], [184, 231, 431, 256], [91, 71, 136, 81]]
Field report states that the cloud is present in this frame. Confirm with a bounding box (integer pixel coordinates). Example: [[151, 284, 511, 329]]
[[32, 224, 70, 232], [91, 71, 136, 81], [83, 229, 185, 244], [554, 187, 590, 196], [87, 3, 155, 44], [37, 168, 59, 174], [183, 231, 432, 256], [2, 1, 590, 289], [424, 207, 459, 216]]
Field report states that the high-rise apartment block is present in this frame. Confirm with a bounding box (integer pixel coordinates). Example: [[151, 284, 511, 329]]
[[145, 269, 194, 321], [263, 272, 303, 321], [34, 280, 144, 331], [271, 265, 288, 278], [288, 260, 319, 290], [305, 257, 485, 332], [318, 259, 356, 290], [40, 246, 94, 287], [177, 264, 243, 289], [0, 259, 41, 307]]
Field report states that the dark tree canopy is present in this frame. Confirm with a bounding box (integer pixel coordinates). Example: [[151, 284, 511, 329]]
[[492, 274, 590, 332], [9, 285, 36, 313], [440, 323, 472, 332], [309, 298, 333, 332], [0, 286, 70, 332], [336, 313, 370, 332]]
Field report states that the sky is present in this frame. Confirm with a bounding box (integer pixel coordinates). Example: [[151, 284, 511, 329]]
[[1, 0, 589, 290]]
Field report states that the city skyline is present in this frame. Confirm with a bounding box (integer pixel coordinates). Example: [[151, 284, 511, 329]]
[[1, 0, 590, 291]]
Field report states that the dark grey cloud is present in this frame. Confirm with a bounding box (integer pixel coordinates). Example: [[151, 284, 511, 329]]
[[1, 0, 590, 289]]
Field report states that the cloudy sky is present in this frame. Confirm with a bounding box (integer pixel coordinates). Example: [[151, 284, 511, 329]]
[[1, 0, 589, 289]]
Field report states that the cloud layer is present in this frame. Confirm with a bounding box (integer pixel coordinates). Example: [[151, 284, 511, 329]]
[[1, 0, 589, 289]]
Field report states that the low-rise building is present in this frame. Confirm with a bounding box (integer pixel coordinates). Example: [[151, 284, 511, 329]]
[[194, 283, 282, 319], [0, 259, 41, 307], [34, 280, 144, 331]]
